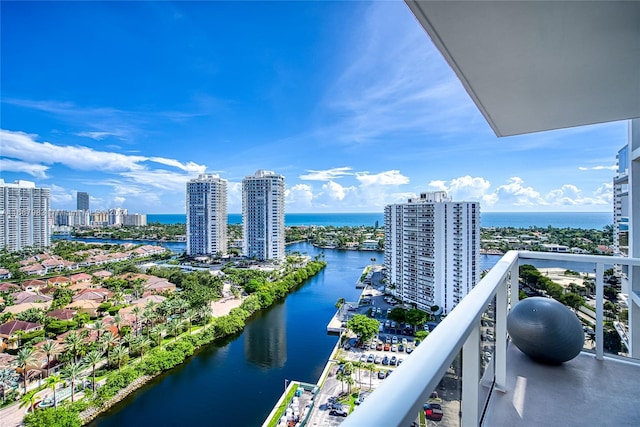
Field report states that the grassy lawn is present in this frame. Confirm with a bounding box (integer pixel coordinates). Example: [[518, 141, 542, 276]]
[[266, 382, 297, 427], [419, 409, 427, 426]]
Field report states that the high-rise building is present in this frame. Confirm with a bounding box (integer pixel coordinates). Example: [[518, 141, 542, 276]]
[[614, 145, 629, 259], [384, 191, 480, 314], [0, 179, 50, 252], [242, 170, 285, 261], [77, 191, 89, 211], [186, 174, 228, 256]]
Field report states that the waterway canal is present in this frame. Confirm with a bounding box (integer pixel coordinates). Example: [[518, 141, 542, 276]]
[[89, 242, 367, 427]]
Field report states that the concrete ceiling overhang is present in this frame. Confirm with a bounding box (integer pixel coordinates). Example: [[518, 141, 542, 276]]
[[405, 0, 640, 137]]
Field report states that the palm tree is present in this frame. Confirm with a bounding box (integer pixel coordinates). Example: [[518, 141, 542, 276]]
[[143, 307, 157, 333], [183, 308, 196, 334], [197, 305, 212, 327], [364, 363, 376, 390], [93, 319, 105, 340], [64, 330, 84, 362], [41, 340, 60, 377], [83, 350, 103, 393], [16, 347, 38, 394], [44, 374, 61, 408], [150, 324, 166, 347], [61, 361, 83, 402], [132, 306, 142, 336], [168, 317, 181, 341], [135, 335, 152, 358], [110, 345, 128, 370], [19, 389, 38, 413], [112, 313, 125, 335], [100, 331, 119, 364]]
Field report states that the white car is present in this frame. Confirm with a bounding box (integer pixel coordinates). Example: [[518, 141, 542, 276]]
[[391, 336, 398, 344]]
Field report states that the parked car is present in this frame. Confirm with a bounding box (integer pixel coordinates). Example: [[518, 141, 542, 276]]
[[384, 343, 391, 351], [391, 344, 397, 352], [374, 355, 382, 364], [406, 346, 414, 354], [378, 370, 386, 379], [398, 344, 404, 352], [385, 336, 391, 344], [392, 336, 398, 344], [330, 407, 349, 417], [424, 403, 444, 421], [397, 358, 404, 366], [367, 353, 375, 363], [360, 353, 368, 362], [390, 356, 397, 365], [376, 342, 383, 351], [382, 356, 389, 365], [402, 338, 408, 345]]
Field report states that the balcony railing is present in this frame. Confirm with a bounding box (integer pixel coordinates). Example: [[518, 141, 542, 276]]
[[342, 250, 640, 427]]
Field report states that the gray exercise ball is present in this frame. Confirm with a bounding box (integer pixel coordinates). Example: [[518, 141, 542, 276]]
[[507, 297, 584, 364]]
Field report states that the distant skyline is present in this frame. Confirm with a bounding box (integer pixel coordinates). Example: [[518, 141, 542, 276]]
[[0, 1, 626, 214]]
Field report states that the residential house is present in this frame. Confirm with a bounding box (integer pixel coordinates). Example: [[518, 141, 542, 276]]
[[72, 287, 113, 303], [47, 276, 71, 287], [2, 302, 52, 316], [64, 300, 101, 318], [0, 269, 11, 280], [46, 308, 77, 321], [0, 282, 19, 292], [0, 320, 43, 350], [12, 291, 53, 305], [21, 279, 47, 292], [19, 264, 46, 276]]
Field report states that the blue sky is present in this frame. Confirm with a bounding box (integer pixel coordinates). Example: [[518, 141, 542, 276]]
[[0, 1, 627, 214]]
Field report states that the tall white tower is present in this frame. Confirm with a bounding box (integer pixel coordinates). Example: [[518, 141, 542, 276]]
[[384, 191, 480, 314], [0, 179, 50, 252], [242, 170, 285, 261], [186, 174, 228, 256]]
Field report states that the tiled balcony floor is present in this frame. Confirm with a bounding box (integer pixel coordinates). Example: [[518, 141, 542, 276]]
[[482, 344, 640, 426]]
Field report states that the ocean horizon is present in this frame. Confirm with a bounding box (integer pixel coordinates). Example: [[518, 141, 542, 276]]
[[147, 211, 612, 230]]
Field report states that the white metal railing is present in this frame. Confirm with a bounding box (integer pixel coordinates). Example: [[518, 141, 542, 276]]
[[342, 250, 640, 427]]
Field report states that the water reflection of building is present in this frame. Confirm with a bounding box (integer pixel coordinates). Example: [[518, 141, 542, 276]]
[[244, 304, 287, 369]]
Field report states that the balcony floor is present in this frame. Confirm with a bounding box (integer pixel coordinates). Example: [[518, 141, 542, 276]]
[[482, 344, 640, 427]]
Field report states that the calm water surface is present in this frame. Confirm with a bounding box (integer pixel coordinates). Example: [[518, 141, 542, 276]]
[[89, 242, 367, 427]]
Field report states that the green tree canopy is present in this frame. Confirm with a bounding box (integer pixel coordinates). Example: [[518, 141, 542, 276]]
[[346, 314, 379, 343]]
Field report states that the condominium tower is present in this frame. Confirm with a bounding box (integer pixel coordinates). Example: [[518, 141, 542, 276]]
[[614, 144, 629, 258], [77, 191, 89, 211], [186, 174, 228, 256], [384, 191, 480, 314], [0, 179, 51, 252], [242, 170, 285, 261]]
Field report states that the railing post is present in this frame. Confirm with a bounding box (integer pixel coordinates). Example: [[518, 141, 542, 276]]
[[595, 262, 604, 360], [495, 275, 508, 392], [462, 323, 480, 426]]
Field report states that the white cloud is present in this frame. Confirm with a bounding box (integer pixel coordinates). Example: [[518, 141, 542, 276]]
[[113, 196, 126, 206], [0, 158, 49, 178], [321, 2, 480, 144], [299, 167, 353, 181], [1, 129, 207, 197], [578, 165, 616, 171], [49, 184, 74, 205], [1, 129, 147, 171], [148, 157, 207, 174], [494, 177, 548, 207], [428, 176, 491, 201], [227, 182, 243, 213], [356, 170, 409, 186], [285, 184, 314, 209], [75, 131, 124, 140]]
